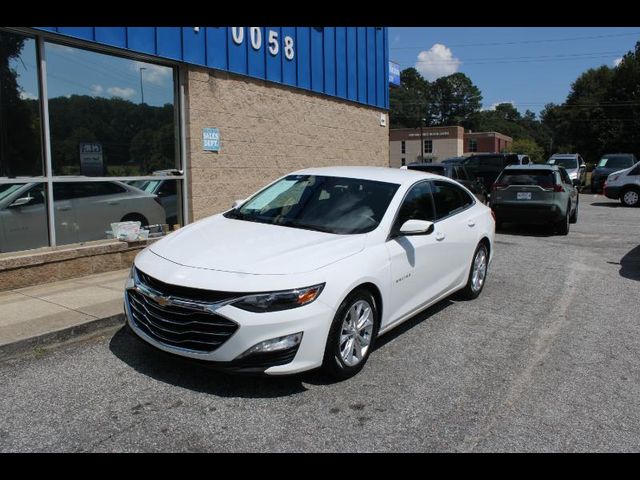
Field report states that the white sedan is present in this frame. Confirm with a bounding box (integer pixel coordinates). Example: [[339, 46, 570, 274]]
[[125, 166, 495, 378]]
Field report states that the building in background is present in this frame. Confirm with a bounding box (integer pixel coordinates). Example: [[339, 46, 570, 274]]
[[389, 126, 512, 167]]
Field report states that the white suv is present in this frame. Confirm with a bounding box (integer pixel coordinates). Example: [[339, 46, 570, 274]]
[[604, 161, 640, 207]]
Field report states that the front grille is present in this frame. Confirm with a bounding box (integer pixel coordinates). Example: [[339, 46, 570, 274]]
[[127, 272, 240, 353]]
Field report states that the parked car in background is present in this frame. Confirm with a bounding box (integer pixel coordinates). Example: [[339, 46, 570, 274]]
[[125, 166, 495, 378], [461, 153, 530, 193], [546, 153, 586, 188], [127, 179, 179, 225], [441, 156, 467, 164], [490, 164, 579, 235], [0, 181, 165, 253], [404, 161, 489, 203], [591, 153, 638, 194], [603, 160, 640, 207]]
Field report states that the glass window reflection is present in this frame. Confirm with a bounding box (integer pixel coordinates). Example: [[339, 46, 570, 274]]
[[0, 183, 49, 253], [45, 42, 178, 177], [0, 31, 43, 177]]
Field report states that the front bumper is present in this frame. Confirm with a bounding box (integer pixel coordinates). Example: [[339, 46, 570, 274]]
[[124, 276, 336, 375]]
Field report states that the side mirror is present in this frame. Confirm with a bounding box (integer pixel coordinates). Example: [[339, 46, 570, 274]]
[[232, 199, 245, 209], [399, 219, 434, 236], [8, 196, 33, 208]]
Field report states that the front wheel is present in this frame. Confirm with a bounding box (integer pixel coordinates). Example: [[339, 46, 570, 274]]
[[458, 243, 489, 300], [322, 289, 379, 380]]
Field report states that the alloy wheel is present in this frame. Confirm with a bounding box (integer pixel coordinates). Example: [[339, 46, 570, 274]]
[[471, 247, 488, 293], [339, 299, 374, 367], [623, 190, 639, 206]]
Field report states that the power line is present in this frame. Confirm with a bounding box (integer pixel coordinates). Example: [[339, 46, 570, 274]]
[[389, 31, 640, 50]]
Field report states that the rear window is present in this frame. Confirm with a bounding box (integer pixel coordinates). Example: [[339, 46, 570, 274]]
[[598, 156, 635, 169], [498, 170, 556, 187]]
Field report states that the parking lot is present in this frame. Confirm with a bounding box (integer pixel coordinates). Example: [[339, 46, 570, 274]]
[[0, 193, 638, 452]]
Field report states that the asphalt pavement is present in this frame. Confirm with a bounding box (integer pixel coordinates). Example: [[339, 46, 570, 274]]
[[1, 194, 639, 452]]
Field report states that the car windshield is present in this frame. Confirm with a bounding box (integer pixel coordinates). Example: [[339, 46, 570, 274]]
[[128, 180, 160, 193], [547, 157, 578, 169], [597, 156, 634, 169], [224, 175, 400, 234], [499, 170, 556, 187]]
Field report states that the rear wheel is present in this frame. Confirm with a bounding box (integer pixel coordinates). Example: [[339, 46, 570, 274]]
[[322, 289, 379, 380], [569, 199, 579, 224], [556, 208, 570, 235], [621, 187, 640, 207], [459, 243, 489, 300]]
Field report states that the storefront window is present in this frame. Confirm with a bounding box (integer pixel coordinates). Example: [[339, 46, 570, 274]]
[[45, 42, 178, 177], [0, 182, 49, 253], [0, 31, 43, 177]]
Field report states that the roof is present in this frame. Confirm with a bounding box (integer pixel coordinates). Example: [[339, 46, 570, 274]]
[[503, 164, 558, 170], [290, 166, 438, 185]]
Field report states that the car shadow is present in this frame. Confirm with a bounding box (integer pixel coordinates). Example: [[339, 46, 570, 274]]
[[620, 245, 640, 281], [109, 326, 310, 398], [496, 223, 557, 237], [110, 297, 457, 392]]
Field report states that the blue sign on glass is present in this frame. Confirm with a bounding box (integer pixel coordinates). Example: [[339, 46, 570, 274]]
[[389, 61, 400, 86], [203, 128, 220, 152]]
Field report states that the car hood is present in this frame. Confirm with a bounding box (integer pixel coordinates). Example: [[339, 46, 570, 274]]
[[149, 214, 366, 275]]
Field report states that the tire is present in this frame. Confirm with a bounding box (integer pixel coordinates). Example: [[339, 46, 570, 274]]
[[121, 213, 149, 227], [556, 208, 570, 235], [322, 288, 380, 380], [458, 242, 489, 300], [569, 199, 579, 224], [620, 187, 640, 207]]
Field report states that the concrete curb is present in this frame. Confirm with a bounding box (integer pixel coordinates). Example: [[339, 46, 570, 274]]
[[0, 313, 126, 362]]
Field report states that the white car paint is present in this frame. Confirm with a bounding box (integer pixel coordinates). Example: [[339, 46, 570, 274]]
[[126, 166, 495, 375]]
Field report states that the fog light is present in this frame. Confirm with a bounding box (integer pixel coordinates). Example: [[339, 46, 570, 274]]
[[236, 332, 303, 359]]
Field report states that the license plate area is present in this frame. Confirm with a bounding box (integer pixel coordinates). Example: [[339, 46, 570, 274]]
[[517, 192, 532, 200]]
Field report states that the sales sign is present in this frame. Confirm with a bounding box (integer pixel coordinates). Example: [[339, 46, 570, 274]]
[[203, 128, 220, 152]]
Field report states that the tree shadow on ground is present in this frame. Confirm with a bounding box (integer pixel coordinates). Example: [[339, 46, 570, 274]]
[[620, 244, 640, 281]]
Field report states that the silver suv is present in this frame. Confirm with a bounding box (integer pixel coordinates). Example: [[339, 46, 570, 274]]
[[490, 164, 579, 235], [547, 153, 586, 188]]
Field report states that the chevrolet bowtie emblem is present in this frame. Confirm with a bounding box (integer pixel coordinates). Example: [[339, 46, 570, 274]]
[[155, 295, 171, 307]]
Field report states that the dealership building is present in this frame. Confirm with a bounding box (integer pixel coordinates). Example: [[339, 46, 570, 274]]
[[0, 27, 390, 289], [389, 126, 513, 167]]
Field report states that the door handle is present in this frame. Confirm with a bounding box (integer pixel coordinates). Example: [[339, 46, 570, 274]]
[[435, 232, 445, 241], [467, 220, 476, 227]]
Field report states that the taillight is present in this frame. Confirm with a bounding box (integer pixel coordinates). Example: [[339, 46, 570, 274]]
[[542, 185, 564, 192], [492, 183, 506, 190], [490, 210, 496, 222]]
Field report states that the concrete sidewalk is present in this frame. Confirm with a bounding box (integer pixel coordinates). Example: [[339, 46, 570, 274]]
[[0, 269, 129, 360]]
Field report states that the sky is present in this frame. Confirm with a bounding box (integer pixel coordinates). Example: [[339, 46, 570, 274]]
[[389, 27, 640, 116]]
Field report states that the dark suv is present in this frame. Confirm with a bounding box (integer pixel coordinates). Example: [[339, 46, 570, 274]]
[[461, 153, 530, 193], [405, 162, 488, 203], [591, 153, 638, 193]]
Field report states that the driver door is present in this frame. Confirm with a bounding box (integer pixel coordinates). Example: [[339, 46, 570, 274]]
[[385, 181, 442, 326]]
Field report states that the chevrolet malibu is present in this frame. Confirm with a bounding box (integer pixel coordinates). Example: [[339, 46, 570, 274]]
[[125, 167, 495, 379]]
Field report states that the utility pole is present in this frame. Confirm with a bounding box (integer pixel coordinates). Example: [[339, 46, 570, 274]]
[[139, 67, 146, 105]]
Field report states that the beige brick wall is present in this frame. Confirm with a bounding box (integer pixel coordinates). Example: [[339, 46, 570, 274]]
[[184, 66, 389, 220]]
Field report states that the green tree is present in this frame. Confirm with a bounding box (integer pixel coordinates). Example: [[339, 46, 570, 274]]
[[429, 73, 483, 126], [511, 138, 545, 163]]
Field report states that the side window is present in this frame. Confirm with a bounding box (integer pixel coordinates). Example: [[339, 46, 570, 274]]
[[432, 181, 474, 220], [394, 181, 435, 229], [559, 169, 571, 185]]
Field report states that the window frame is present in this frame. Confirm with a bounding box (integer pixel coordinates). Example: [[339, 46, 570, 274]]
[[0, 27, 188, 250]]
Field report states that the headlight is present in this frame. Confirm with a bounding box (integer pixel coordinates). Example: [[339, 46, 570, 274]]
[[569, 172, 578, 179], [232, 284, 325, 312], [125, 265, 136, 290], [609, 175, 619, 182]]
